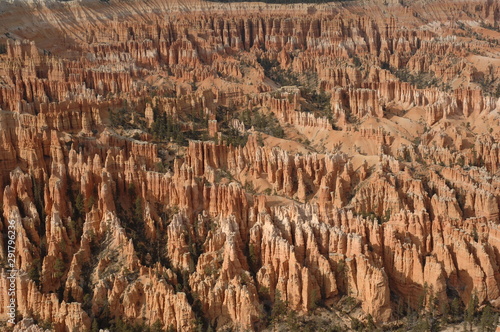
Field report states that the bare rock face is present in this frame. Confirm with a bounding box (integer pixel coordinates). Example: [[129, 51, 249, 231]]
[[0, 0, 499, 331]]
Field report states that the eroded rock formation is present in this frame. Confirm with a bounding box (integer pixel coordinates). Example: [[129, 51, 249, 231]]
[[0, 0, 499, 331]]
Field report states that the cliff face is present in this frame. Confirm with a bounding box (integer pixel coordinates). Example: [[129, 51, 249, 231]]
[[0, 0, 499, 331]]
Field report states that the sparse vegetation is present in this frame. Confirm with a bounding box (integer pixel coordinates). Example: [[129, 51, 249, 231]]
[[480, 22, 500, 33], [54, 257, 66, 279], [391, 68, 444, 90], [28, 258, 42, 286], [475, 64, 500, 98], [109, 107, 139, 130], [479, 305, 499, 332], [301, 88, 334, 126], [222, 127, 249, 147], [257, 57, 301, 86], [237, 109, 285, 138], [151, 110, 186, 144]]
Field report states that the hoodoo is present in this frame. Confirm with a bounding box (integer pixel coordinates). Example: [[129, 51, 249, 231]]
[[0, 0, 499, 331]]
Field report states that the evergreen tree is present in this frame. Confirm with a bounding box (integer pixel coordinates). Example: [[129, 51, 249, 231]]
[[465, 293, 478, 331], [91, 319, 99, 332], [450, 297, 463, 322], [479, 305, 499, 332], [54, 258, 66, 279]]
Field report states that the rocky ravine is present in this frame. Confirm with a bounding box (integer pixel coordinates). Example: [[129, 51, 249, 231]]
[[0, 0, 499, 331]]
